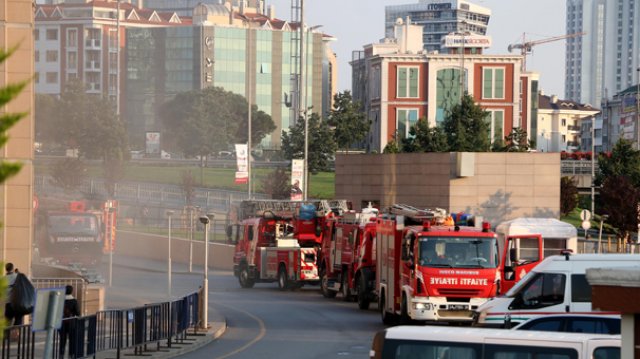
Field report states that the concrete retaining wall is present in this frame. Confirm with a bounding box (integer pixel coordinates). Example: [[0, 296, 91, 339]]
[[116, 231, 235, 270]]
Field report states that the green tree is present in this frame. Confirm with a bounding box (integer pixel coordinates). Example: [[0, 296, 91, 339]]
[[560, 176, 578, 216], [599, 175, 640, 242], [596, 139, 640, 187], [502, 127, 531, 152], [327, 91, 370, 153], [260, 168, 291, 199], [161, 87, 275, 159], [0, 45, 29, 333], [401, 118, 448, 152], [383, 139, 400, 153], [442, 94, 491, 152], [181, 170, 197, 206], [50, 158, 87, 191], [34, 94, 57, 148], [50, 80, 129, 163], [281, 113, 337, 174]]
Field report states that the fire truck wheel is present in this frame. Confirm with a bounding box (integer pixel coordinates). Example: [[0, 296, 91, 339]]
[[239, 266, 255, 288], [277, 265, 289, 291], [380, 293, 397, 326], [320, 268, 337, 298], [400, 295, 411, 325], [341, 275, 352, 302], [357, 275, 370, 310]]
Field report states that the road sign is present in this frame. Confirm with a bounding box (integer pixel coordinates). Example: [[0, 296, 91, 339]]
[[580, 209, 592, 221], [581, 220, 591, 231]]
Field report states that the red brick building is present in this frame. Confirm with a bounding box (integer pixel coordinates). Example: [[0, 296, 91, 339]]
[[351, 18, 538, 153]]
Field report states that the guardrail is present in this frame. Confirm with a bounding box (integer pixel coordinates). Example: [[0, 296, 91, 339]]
[[1, 290, 201, 359], [560, 160, 598, 175]]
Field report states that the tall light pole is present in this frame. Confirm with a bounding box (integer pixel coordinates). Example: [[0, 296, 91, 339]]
[[116, 0, 120, 117], [199, 213, 215, 329], [299, 0, 308, 201], [637, 67, 640, 150], [248, 27, 253, 200], [167, 210, 174, 298], [591, 117, 595, 216]]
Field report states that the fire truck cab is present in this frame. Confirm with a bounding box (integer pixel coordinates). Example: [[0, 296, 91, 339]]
[[377, 205, 499, 325]]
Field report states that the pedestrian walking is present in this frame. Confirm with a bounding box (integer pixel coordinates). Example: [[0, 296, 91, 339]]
[[4, 263, 21, 326], [59, 285, 80, 358]]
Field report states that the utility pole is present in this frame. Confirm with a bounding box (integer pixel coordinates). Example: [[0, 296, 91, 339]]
[[590, 117, 595, 216], [248, 27, 253, 200], [299, 0, 308, 201]]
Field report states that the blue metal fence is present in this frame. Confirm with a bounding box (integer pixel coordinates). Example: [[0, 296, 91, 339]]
[[1, 291, 201, 359]]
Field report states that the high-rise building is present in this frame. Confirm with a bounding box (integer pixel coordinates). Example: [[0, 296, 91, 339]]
[[565, 0, 640, 107], [385, 0, 490, 53]]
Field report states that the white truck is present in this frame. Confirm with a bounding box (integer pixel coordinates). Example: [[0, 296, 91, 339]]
[[496, 217, 577, 294], [475, 253, 636, 328]]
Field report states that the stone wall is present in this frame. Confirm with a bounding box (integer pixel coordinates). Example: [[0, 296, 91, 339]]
[[336, 152, 561, 225]]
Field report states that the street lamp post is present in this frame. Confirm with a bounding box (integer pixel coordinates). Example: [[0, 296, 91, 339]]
[[590, 117, 595, 216], [598, 214, 608, 253], [199, 213, 215, 329], [167, 210, 174, 298]]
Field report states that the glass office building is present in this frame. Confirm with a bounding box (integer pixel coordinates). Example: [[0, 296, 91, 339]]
[[125, 24, 328, 150]]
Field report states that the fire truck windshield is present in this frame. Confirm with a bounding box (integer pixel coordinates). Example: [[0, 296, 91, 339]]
[[49, 215, 98, 235], [418, 237, 497, 269]]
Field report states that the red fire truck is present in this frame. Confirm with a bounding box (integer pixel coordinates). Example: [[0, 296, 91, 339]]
[[231, 200, 348, 290], [377, 204, 500, 325], [318, 204, 378, 308]]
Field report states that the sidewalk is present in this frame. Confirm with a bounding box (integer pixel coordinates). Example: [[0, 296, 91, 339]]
[[98, 256, 228, 359]]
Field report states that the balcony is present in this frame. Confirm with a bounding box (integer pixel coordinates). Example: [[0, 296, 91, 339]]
[[567, 125, 581, 132], [566, 141, 580, 148]]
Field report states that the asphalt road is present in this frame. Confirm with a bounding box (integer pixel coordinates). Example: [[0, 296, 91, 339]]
[[102, 256, 384, 359]]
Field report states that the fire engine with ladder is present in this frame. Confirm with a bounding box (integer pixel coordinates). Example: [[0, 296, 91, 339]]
[[231, 199, 349, 290], [318, 203, 379, 309], [377, 204, 500, 324]]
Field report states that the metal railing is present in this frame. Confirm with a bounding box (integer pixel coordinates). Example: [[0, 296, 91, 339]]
[[560, 160, 597, 175], [1, 290, 201, 359]]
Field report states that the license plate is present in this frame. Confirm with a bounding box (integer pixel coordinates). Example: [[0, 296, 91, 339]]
[[449, 305, 467, 311]]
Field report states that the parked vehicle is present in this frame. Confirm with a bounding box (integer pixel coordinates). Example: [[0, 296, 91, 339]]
[[370, 326, 620, 359], [318, 204, 378, 308], [377, 204, 499, 324], [512, 314, 621, 334], [230, 200, 348, 290], [474, 253, 634, 328], [496, 217, 578, 293]]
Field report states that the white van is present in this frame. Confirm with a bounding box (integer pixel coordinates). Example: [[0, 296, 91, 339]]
[[370, 326, 620, 359], [475, 253, 638, 328]]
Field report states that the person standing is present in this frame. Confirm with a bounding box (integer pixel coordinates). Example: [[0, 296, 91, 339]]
[[4, 262, 21, 326], [59, 285, 80, 358]]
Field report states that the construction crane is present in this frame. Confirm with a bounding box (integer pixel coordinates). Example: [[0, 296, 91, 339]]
[[508, 32, 585, 72]]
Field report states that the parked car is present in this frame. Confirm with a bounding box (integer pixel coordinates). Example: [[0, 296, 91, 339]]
[[512, 314, 621, 334]]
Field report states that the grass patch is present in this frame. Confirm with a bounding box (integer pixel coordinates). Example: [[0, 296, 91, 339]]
[[36, 161, 336, 199]]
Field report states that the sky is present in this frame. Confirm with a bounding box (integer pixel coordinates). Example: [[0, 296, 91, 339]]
[[266, 0, 567, 97]]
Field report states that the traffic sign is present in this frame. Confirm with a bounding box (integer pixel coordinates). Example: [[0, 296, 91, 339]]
[[581, 220, 591, 231], [580, 209, 592, 221]]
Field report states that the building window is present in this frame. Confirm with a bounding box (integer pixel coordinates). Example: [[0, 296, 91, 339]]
[[396, 108, 419, 140], [46, 50, 58, 62], [46, 29, 58, 41], [35, 50, 39, 62], [67, 52, 77, 69], [67, 29, 77, 47], [436, 68, 462, 124], [397, 66, 419, 98], [562, 119, 566, 127], [35, 72, 39, 84], [46, 72, 58, 84], [34, 29, 39, 41], [482, 67, 505, 99], [485, 110, 504, 143]]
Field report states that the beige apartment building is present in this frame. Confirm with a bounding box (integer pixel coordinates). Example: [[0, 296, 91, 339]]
[[0, 0, 35, 274]]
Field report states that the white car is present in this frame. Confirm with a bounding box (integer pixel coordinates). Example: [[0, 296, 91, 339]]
[[512, 314, 620, 334]]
